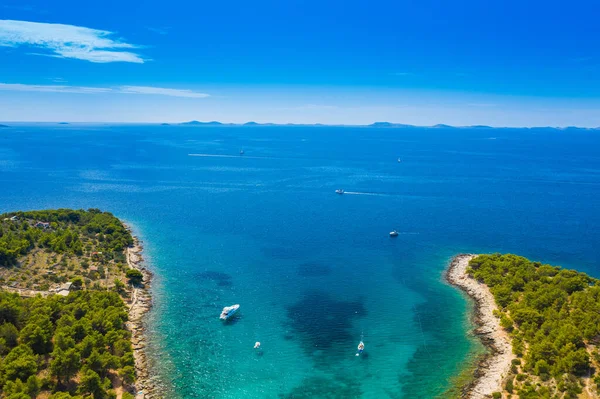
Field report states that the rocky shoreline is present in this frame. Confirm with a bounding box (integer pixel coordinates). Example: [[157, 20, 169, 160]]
[[445, 254, 514, 399], [123, 225, 164, 399]]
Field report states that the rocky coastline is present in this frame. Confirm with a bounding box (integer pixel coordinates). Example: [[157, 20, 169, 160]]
[[445, 254, 515, 399], [123, 225, 164, 399]]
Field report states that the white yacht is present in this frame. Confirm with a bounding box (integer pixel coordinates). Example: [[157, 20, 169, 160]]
[[389, 230, 399, 237], [335, 189, 344, 195], [220, 304, 240, 320]]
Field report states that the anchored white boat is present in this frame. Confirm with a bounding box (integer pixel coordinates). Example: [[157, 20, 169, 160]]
[[335, 189, 344, 195], [220, 304, 240, 320], [389, 230, 399, 237]]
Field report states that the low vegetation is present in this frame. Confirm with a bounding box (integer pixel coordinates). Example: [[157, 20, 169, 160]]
[[0, 209, 135, 293], [468, 253, 600, 399]]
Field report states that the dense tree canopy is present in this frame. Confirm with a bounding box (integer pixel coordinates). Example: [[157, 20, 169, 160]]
[[0, 290, 134, 398], [468, 254, 600, 398]]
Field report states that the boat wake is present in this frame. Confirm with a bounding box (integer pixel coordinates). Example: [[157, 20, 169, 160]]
[[343, 191, 388, 197], [188, 153, 269, 159]]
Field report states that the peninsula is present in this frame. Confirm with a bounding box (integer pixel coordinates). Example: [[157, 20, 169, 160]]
[[447, 253, 600, 399], [0, 209, 157, 399]]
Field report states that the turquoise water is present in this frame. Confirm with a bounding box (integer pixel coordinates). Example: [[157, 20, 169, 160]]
[[1, 124, 599, 398]]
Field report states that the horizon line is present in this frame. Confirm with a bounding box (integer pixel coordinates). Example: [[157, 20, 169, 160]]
[[1, 121, 600, 130]]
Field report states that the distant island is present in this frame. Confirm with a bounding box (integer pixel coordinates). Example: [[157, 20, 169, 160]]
[[180, 120, 224, 126], [176, 120, 600, 130], [447, 254, 600, 399], [1, 121, 598, 130], [0, 209, 157, 399]]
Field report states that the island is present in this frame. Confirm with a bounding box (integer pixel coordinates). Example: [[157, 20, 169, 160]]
[[0, 209, 156, 399], [180, 120, 224, 126], [447, 254, 600, 399]]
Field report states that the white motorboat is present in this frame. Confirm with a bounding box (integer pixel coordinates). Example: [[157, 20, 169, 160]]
[[389, 230, 399, 237], [335, 189, 344, 195], [356, 341, 365, 356], [220, 304, 240, 320]]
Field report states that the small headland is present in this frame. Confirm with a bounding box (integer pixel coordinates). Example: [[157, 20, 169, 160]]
[[447, 253, 600, 399], [446, 254, 515, 398]]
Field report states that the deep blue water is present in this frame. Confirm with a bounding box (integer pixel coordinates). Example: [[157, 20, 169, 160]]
[[1, 124, 599, 398]]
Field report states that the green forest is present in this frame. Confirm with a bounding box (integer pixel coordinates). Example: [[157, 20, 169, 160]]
[[0, 209, 133, 267], [468, 254, 600, 399], [0, 290, 134, 399], [0, 209, 139, 398]]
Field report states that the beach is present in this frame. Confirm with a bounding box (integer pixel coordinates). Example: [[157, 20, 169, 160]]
[[123, 226, 162, 399], [446, 254, 514, 399]]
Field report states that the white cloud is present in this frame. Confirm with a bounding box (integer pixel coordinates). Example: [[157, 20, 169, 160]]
[[120, 86, 210, 98], [0, 83, 210, 98], [0, 19, 145, 63], [0, 83, 111, 94]]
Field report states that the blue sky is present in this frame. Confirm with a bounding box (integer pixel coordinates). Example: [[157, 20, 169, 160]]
[[1, 0, 600, 126]]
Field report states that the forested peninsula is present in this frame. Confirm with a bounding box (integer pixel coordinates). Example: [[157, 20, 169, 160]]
[[448, 253, 600, 399], [0, 209, 153, 399]]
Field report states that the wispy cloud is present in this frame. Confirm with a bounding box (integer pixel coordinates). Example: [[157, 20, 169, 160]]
[[120, 86, 209, 98], [0, 19, 145, 63], [0, 83, 111, 94], [468, 103, 497, 108], [282, 104, 340, 111], [48, 77, 67, 83], [570, 56, 592, 63], [0, 83, 210, 98], [147, 26, 169, 35], [2, 4, 34, 11]]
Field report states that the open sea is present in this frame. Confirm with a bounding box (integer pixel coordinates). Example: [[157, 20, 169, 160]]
[[1, 124, 599, 398]]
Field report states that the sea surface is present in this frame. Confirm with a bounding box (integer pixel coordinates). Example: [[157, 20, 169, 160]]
[[1, 124, 599, 398]]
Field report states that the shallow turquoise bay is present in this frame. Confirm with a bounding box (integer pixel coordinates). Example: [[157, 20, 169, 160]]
[[1, 125, 599, 398]]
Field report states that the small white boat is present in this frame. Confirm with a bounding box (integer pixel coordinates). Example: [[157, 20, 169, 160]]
[[220, 304, 240, 320], [240, 149, 245, 155], [356, 341, 365, 356], [397, 158, 402, 163], [335, 189, 344, 195], [389, 230, 399, 237]]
